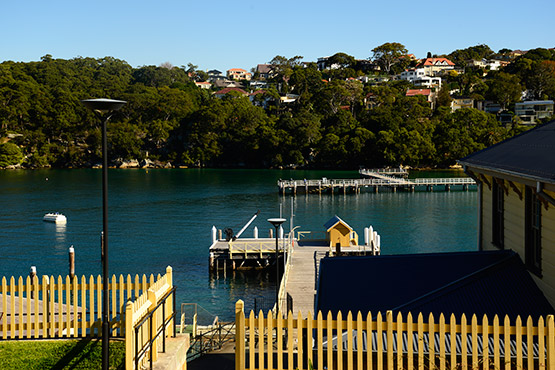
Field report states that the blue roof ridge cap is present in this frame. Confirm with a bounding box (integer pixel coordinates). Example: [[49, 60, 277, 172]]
[[389, 250, 518, 313]]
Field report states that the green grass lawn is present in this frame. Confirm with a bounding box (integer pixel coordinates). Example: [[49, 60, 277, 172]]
[[0, 339, 125, 369]]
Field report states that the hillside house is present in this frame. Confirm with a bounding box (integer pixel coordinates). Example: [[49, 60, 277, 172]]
[[417, 57, 456, 76], [459, 119, 555, 307], [213, 87, 248, 99], [406, 88, 436, 109], [451, 97, 474, 111], [515, 100, 554, 125], [227, 68, 252, 81]]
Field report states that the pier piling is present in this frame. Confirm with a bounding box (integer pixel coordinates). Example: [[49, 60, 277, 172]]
[[69, 245, 75, 278]]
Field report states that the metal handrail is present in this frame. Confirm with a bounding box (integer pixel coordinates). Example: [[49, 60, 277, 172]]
[[134, 286, 177, 370]]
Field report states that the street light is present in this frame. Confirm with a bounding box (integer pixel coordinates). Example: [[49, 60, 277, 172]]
[[267, 218, 286, 309], [81, 98, 126, 370]]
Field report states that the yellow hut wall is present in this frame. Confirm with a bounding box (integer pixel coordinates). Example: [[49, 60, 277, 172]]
[[480, 174, 555, 307], [328, 224, 352, 248]]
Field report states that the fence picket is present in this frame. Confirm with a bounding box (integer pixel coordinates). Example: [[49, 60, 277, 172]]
[[516, 316, 522, 369], [493, 315, 500, 370], [17, 276, 23, 339], [539, 316, 545, 370], [33, 276, 39, 339], [527, 316, 534, 370], [259, 310, 265, 370], [503, 315, 510, 370], [249, 310, 255, 370], [2, 277, 7, 339], [307, 311, 314, 369], [277, 311, 284, 370], [471, 314, 478, 369], [377, 311, 383, 370], [417, 313, 424, 370], [346, 311, 353, 370], [429, 313, 435, 370], [267, 310, 274, 370], [407, 312, 413, 370], [317, 311, 323, 370], [449, 314, 456, 370], [327, 311, 333, 370], [386, 311, 393, 370], [438, 313, 445, 370], [298, 311, 304, 370], [25, 276, 31, 339], [482, 314, 489, 370]]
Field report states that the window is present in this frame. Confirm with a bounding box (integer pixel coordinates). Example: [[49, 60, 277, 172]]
[[525, 187, 542, 276], [492, 180, 504, 248]]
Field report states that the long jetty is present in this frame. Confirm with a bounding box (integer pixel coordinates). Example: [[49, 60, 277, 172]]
[[278, 170, 476, 195]]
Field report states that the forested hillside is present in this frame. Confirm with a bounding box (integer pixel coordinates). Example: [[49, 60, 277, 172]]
[[1, 48, 551, 170]]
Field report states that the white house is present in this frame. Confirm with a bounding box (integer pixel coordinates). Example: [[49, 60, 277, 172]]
[[515, 100, 555, 124]]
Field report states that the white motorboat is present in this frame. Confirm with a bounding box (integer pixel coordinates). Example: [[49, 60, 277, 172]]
[[43, 213, 67, 223]]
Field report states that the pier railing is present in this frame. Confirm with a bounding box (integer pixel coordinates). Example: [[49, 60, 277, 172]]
[[235, 300, 555, 370]]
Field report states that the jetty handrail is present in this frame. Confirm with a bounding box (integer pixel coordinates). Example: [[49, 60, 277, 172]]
[[360, 167, 408, 176], [277, 231, 297, 312], [235, 300, 555, 370]]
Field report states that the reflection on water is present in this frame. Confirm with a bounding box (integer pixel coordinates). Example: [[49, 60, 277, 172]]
[[55, 223, 66, 244]]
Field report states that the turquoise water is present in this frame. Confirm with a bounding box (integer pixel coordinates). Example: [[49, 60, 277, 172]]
[[0, 169, 477, 320]]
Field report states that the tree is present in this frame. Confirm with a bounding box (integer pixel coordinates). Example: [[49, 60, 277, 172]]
[[448, 44, 493, 65], [371, 42, 408, 74], [485, 72, 523, 109], [526, 61, 555, 100], [0, 142, 23, 167]]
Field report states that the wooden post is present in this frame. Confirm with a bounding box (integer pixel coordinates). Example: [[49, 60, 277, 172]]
[[69, 246, 75, 278], [148, 288, 158, 362], [125, 300, 134, 370], [166, 266, 174, 336], [235, 300, 245, 370], [547, 315, 555, 370], [29, 266, 36, 299]]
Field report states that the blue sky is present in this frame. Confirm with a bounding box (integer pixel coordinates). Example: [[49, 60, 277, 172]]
[[2, 0, 554, 72]]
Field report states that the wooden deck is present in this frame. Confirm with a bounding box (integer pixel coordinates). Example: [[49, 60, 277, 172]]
[[209, 238, 287, 271], [281, 245, 327, 316]]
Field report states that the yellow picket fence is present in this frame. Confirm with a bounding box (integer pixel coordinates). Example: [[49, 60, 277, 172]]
[[235, 300, 555, 370], [125, 266, 175, 369], [0, 273, 150, 339]]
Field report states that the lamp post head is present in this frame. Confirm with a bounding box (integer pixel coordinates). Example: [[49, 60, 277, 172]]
[[267, 218, 286, 228], [81, 98, 126, 114]]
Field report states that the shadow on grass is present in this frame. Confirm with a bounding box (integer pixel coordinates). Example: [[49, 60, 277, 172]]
[[48, 339, 124, 370]]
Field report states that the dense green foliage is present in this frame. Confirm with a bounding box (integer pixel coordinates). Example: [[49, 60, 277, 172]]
[[1, 47, 553, 170], [0, 339, 125, 369]]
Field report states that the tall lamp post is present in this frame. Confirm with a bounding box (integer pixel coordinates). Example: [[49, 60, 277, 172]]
[[267, 218, 286, 308], [81, 98, 126, 370]]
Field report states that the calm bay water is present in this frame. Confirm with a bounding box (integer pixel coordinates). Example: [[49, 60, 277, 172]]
[[0, 169, 477, 320]]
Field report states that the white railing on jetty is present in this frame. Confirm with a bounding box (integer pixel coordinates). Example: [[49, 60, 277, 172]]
[[359, 167, 408, 177]]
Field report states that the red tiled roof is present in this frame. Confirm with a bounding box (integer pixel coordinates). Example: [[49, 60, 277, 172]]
[[249, 90, 266, 96], [214, 87, 248, 95], [419, 58, 455, 66], [406, 89, 431, 97], [228, 68, 248, 72]]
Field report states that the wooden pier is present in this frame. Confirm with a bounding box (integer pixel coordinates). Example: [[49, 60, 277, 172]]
[[209, 237, 288, 271], [278, 176, 476, 195]]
